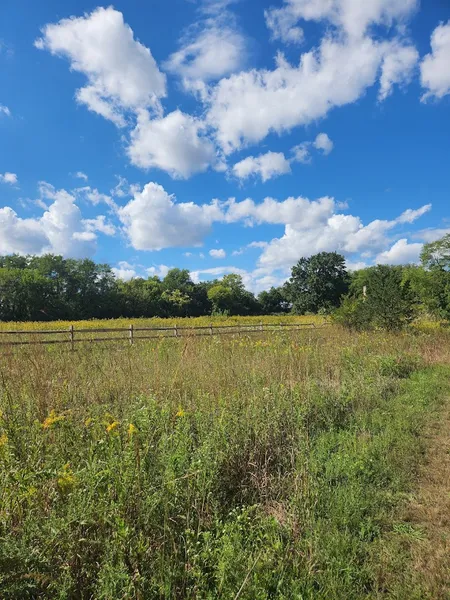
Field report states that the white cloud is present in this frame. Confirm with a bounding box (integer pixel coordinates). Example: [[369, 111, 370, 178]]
[[35, 7, 166, 126], [146, 264, 171, 279], [110, 176, 141, 199], [376, 238, 423, 265], [291, 143, 312, 164], [191, 264, 288, 294], [74, 171, 88, 181], [264, 0, 418, 42], [0, 183, 107, 257], [112, 261, 138, 281], [379, 42, 418, 101], [224, 195, 336, 226], [128, 109, 216, 178], [0, 105, 11, 117], [208, 0, 419, 154], [209, 248, 226, 258], [420, 21, 450, 101], [165, 23, 247, 87], [232, 151, 291, 182], [313, 132, 334, 155], [207, 37, 384, 153], [0, 207, 49, 255], [265, 6, 304, 44], [118, 182, 222, 251], [83, 215, 116, 236], [395, 203, 431, 224], [0, 172, 18, 185], [413, 227, 450, 243], [76, 186, 116, 209], [291, 132, 333, 164], [256, 201, 431, 269]]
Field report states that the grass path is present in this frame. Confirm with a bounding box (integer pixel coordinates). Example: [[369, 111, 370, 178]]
[[375, 398, 450, 599]]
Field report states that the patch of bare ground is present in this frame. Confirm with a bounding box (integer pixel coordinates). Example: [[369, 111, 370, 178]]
[[375, 401, 450, 599]]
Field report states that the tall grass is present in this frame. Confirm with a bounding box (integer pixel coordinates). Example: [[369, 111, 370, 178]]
[[0, 324, 449, 598]]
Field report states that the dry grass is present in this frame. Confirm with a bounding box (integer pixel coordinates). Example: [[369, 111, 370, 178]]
[[1, 320, 450, 598], [374, 402, 450, 599]]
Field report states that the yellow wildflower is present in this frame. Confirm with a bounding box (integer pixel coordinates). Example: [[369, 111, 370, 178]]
[[176, 407, 185, 418], [127, 423, 137, 437], [57, 463, 76, 493], [106, 420, 120, 433], [0, 432, 8, 447], [85, 417, 93, 427], [42, 410, 65, 429]]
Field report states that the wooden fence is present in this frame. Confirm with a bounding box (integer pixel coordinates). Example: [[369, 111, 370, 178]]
[[0, 321, 329, 350]]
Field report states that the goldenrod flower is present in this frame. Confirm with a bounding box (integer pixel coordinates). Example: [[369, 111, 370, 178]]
[[42, 410, 65, 429], [127, 423, 137, 436], [57, 463, 76, 493], [0, 432, 8, 447], [84, 417, 93, 427], [176, 407, 185, 418], [106, 420, 120, 433]]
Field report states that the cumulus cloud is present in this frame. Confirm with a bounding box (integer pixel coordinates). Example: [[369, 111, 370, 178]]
[[0, 105, 11, 117], [256, 201, 431, 269], [420, 21, 450, 101], [118, 182, 223, 250], [208, 0, 419, 154], [265, 6, 304, 44], [0, 183, 111, 257], [209, 248, 226, 258], [165, 22, 247, 89], [313, 132, 334, 155], [74, 171, 88, 181], [379, 42, 419, 101], [128, 109, 216, 178], [292, 132, 334, 164], [376, 238, 423, 265], [207, 37, 384, 153], [0, 207, 49, 255], [0, 172, 18, 185], [232, 151, 291, 182], [35, 6, 166, 126], [264, 0, 418, 42], [112, 261, 138, 281], [232, 133, 333, 181]]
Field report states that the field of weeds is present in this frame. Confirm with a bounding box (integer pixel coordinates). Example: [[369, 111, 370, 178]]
[[0, 322, 449, 598]]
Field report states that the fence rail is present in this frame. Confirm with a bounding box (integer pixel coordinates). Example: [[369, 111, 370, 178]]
[[0, 321, 330, 349]]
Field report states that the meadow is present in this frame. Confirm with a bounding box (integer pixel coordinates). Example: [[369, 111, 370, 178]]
[[0, 320, 449, 598]]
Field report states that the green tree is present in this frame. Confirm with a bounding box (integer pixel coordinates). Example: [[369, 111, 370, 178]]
[[258, 287, 289, 314], [336, 265, 415, 331], [0, 268, 53, 321], [207, 274, 259, 315], [420, 234, 450, 270], [286, 252, 349, 314]]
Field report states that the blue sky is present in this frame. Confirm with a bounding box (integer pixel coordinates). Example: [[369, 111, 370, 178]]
[[0, 0, 449, 292]]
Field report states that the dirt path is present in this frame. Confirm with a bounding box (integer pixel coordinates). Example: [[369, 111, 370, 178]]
[[377, 401, 450, 598]]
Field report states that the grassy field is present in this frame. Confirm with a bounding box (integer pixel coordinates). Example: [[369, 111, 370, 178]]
[[0, 321, 449, 598], [0, 314, 326, 331]]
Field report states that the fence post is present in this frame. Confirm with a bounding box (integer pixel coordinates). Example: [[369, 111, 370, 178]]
[[174, 324, 178, 338], [210, 322, 213, 336], [129, 324, 134, 346], [69, 324, 74, 351]]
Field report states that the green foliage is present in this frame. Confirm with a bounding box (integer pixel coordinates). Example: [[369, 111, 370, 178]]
[[336, 265, 416, 331], [285, 252, 349, 314], [420, 233, 450, 270], [207, 274, 259, 316], [257, 287, 289, 315], [403, 265, 450, 321]]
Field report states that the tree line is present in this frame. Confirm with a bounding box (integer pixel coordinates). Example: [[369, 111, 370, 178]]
[[0, 234, 449, 328]]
